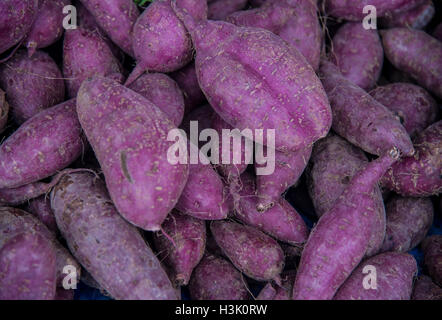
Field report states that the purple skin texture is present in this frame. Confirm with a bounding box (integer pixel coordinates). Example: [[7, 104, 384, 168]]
[[63, 27, 122, 98], [370, 83, 438, 138], [331, 22, 383, 90], [172, 3, 332, 153], [0, 89, 8, 133], [412, 275, 442, 300], [256, 283, 277, 300], [235, 172, 309, 245], [171, 62, 207, 114], [381, 0, 435, 29], [256, 270, 297, 300], [25, 0, 71, 57], [76, 77, 189, 231], [382, 28, 442, 99], [306, 134, 387, 257], [0, 99, 83, 189], [51, 172, 178, 300], [0, 50, 65, 124], [319, 60, 414, 157], [27, 196, 58, 233], [227, 0, 322, 70], [211, 221, 285, 282], [255, 145, 312, 211], [381, 121, 441, 197], [176, 162, 229, 220], [188, 254, 250, 300], [325, 0, 427, 21], [153, 211, 206, 286], [78, 0, 139, 57], [0, 0, 38, 55], [0, 207, 81, 292], [422, 235, 442, 286], [334, 252, 417, 300], [208, 0, 248, 20], [293, 148, 400, 300], [381, 196, 434, 253], [127, 73, 185, 127], [0, 182, 53, 206], [127, 0, 207, 85]]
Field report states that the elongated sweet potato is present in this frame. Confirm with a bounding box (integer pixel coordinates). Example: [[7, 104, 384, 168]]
[[0, 0, 38, 55], [127, 73, 184, 126], [227, 0, 322, 70], [173, 3, 332, 153], [381, 196, 433, 253], [306, 134, 387, 257], [25, 0, 71, 57], [0, 99, 83, 189], [27, 196, 57, 233], [208, 0, 248, 20], [334, 252, 417, 300], [319, 60, 413, 157], [78, 0, 139, 56], [171, 62, 207, 114], [370, 83, 438, 138], [153, 211, 206, 286], [188, 253, 250, 300], [293, 148, 400, 300], [0, 50, 65, 123], [77, 76, 189, 231], [381, 0, 435, 29], [331, 22, 383, 90], [382, 28, 442, 99], [63, 27, 122, 98], [211, 220, 284, 282], [422, 235, 442, 286], [51, 171, 178, 300], [325, 0, 427, 21], [381, 121, 441, 197], [412, 275, 442, 300], [235, 173, 308, 245]]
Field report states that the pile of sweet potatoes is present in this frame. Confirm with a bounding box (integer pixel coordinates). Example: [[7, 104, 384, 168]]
[[0, 0, 440, 301]]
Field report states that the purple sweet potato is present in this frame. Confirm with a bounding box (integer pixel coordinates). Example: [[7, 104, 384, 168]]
[[0, 89, 8, 133], [370, 83, 438, 138], [188, 253, 250, 300], [78, 0, 139, 56], [293, 148, 400, 300], [0, 0, 38, 55], [0, 50, 65, 123], [422, 235, 442, 286], [0, 181, 52, 206], [25, 0, 71, 57], [334, 252, 417, 300], [176, 162, 229, 220], [235, 172, 309, 245], [325, 0, 427, 21], [0, 99, 83, 189], [330, 22, 383, 90], [381, 0, 435, 29], [27, 196, 57, 233], [173, 3, 332, 153], [208, 0, 248, 20], [76, 76, 189, 231], [381, 121, 441, 197], [63, 27, 122, 98], [381, 196, 434, 253], [211, 220, 285, 282], [411, 275, 442, 300], [256, 270, 297, 300], [127, 0, 207, 84], [307, 134, 387, 257], [227, 0, 322, 71], [51, 171, 178, 300], [319, 60, 414, 157], [255, 146, 312, 210], [382, 28, 442, 99], [171, 62, 207, 114], [127, 73, 184, 126], [153, 211, 206, 286]]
